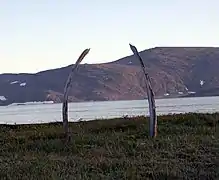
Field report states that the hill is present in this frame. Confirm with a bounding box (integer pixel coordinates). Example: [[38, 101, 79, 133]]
[[0, 47, 219, 105]]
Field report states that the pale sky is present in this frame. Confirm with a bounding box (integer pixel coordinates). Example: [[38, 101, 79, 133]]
[[0, 0, 219, 73]]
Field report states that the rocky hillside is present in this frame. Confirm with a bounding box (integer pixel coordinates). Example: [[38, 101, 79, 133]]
[[0, 47, 219, 105]]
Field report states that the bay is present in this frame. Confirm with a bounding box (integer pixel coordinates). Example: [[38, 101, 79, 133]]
[[0, 96, 219, 124]]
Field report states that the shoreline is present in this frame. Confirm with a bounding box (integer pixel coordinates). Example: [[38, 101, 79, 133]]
[[0, 112, 218, 126], [1, 94, 219, 107]]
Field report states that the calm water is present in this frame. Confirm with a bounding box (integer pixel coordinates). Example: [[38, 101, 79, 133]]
[[0, 96, 219, 124]]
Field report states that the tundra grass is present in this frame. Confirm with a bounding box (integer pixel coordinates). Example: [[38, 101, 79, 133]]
[[0, 113, 219, 179]]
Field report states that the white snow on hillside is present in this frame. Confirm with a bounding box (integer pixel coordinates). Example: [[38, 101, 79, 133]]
[[0, 96, 7, 101], [20, 82, 27, 87], [188, 91, 196, 94], [164, 93, 170, 96], [10, 81, 19, 84], [200, 80, 205, 86]]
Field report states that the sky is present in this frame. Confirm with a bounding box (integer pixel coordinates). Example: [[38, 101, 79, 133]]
[[0, 0, 219, 73]]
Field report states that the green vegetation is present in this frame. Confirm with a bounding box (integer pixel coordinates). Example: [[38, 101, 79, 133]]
[[1, 113, 219, 179]]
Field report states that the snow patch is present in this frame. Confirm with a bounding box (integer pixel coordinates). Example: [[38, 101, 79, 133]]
[[200, 80, 205, 86], [20, 82, 26, 87], [188, 91, 196, 94], [10, 81, 19, 84], [0, 96, 7, 101], [9, 101, 54, 106], [178, 91, 183, 95], [164, 93, 170, 96]]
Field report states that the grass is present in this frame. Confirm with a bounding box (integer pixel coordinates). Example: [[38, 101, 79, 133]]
[[0, 113, 219, 180]]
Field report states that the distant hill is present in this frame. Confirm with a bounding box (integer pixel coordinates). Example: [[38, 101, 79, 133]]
[[0, 47, 219, 105]]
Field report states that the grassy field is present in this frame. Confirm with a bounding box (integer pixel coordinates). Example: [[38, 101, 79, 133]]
[[0, 113, 219, 180]]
